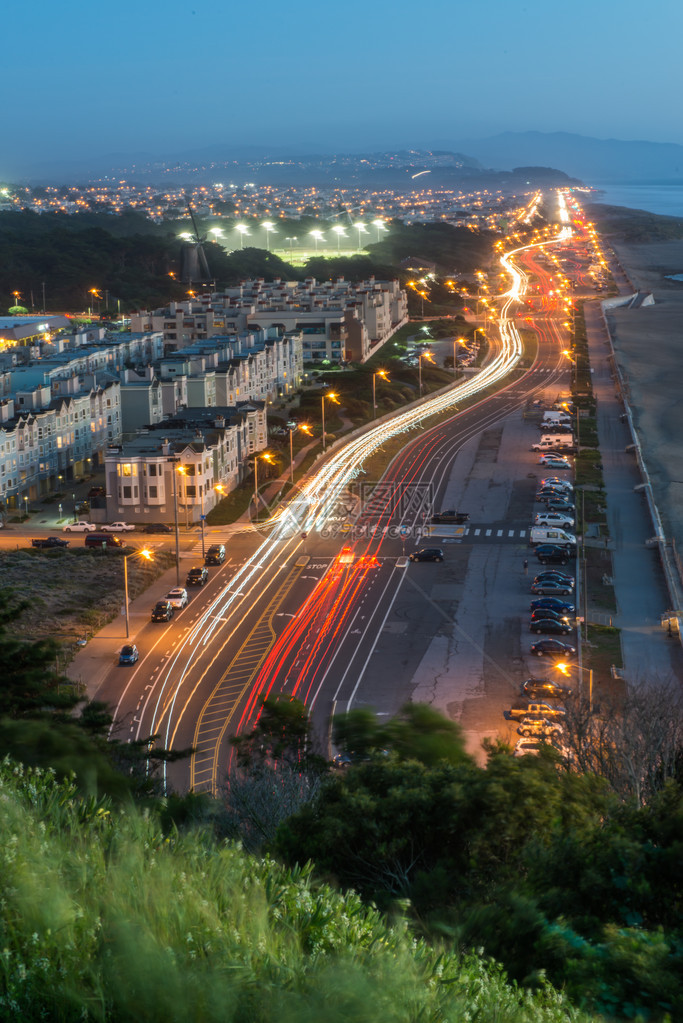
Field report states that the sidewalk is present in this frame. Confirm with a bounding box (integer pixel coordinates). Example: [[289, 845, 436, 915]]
[[584, 301, 683, 683]]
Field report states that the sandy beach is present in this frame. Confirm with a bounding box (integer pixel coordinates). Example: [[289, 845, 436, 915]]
[[588, 207, 683, 551]]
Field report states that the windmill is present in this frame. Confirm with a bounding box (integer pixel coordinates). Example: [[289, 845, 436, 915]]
[[180, 195, 212, 285]]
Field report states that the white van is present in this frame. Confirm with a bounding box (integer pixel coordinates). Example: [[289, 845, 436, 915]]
[[542, 411, 572, 427], [529, 526, 576, 547], [531, 434, 575, 451]]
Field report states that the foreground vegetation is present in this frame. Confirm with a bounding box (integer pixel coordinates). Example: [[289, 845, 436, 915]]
[[0, 759, 591, 1023]]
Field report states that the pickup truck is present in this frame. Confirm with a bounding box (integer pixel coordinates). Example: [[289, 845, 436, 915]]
[[431, 509, 469, 524], [508, 701, 566, 721], [31, 536, 70, 549]]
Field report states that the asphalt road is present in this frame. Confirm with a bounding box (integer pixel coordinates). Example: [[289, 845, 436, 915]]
[[81, 216, 589, 792]]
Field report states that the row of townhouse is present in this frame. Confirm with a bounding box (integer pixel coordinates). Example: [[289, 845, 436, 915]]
[[102, 403, 267, 525], [119, 329, 303, 432], [0, 322, 293, 513], [130, 276, 408, 363], [0, 379, 121, 509]]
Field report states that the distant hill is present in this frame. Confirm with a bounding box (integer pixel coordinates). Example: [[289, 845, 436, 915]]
[[449, 131, 683, 184]]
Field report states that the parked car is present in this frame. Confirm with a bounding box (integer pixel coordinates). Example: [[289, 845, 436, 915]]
[[165, 587, 188, 609], [143, 523, 173, 534], [151, 600, 174, 623], [535, 511, 575, 530], [530, 638, 577, 658], [508, 700, 565, 721], [101, 521, 135, 533], [529, 617, 574, 635], [205, 544, 226, 565], [523, 677, 572, 700], [119, 644, 139, 666], [541, 478, 573, 492], [535, 544, 573, 565], [62, 521, 96, 533], [530, 579, 575, 596], [518, 717, 564, 739], [545, 499, 576, 514], [186, 566, 209, 586], [513, 738, 543, 757], [533, 570, 575, 585], [530, 607, 571, 625], [31, 536, 69, 548], [536, 489, 571, 504], [539, 456, 573, 469], [409, 547, 444, 562], [529, 597, 576, 614]]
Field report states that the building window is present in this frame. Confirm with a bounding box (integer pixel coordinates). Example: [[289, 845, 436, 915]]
[[149, 485, 157, 498], [123, 486, 131, 499]]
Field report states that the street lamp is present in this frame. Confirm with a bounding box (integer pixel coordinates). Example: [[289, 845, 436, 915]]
[[310, 229, 325, 252], [453, 338, 468, 377], [209, 227, 224, 245], [261, 221, 275, 251], [252, 451, 274, 521], [354, 222, 367, 251], [124, 547, 153, 638], [332, 225, 346, 251], [288, 422, 312, 484], [372, 218, 385, 242], [418, 352, 434, 396], [372, 369, 389, 416], [556, 661, 593, 713], [167, 457, 181, 585], [285, 236, 297, 257], [236, 224, 249, 248], [321, 392, 339, 453]]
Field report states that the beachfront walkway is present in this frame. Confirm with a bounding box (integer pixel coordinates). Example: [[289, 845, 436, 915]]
[[584, 300, 683, 683]]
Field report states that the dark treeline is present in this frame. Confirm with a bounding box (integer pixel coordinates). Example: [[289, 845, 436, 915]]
[[0, 210, 494, 313]]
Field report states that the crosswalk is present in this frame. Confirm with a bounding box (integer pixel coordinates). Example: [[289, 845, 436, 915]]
[[424, 524, 530, 543]]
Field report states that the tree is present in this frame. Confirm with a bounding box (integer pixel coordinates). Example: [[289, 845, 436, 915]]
[[559, 679, 683, 803]]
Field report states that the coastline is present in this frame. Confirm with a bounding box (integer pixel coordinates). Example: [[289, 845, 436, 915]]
[[587, 203, 683, 552]]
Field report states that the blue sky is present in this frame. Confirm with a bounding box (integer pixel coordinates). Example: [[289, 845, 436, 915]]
[[3, 0, 682, 177]]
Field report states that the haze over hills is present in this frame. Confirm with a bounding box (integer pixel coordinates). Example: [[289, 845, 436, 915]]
[[6, 131, 683, 187], [449, 131, 683, 184]]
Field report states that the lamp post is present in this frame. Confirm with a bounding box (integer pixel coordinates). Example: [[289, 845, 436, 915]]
[[124, 547, 153, 638], [285, 236, 297, 257], [209, 227, 224, 246], [168, 458, 181, 585], [289, 422, 312, 483], [372, 218, 385, 242], [253, 452, 274, 521], [354, 222, 367, 251], [332, 225, 346, 251], [262, 221, 275, 251], [321, 392, 339, 453], [310, 229, 324, 253], [236, 224, 249, 248], [453, 338, 467, 377], [372, 369, 389, 417], [557, 661, 593, 713]]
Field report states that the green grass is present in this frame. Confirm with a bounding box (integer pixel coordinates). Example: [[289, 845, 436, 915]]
[[0, 760, 591, 1023]]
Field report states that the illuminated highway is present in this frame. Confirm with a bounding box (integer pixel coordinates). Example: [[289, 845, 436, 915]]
[[94, 200, 579, 793]]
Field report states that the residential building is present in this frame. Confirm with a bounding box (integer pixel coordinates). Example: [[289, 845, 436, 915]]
[[103, 403, 267, 525]]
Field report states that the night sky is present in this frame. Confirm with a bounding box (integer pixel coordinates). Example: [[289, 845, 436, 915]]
[[3, 0, 682, 177]]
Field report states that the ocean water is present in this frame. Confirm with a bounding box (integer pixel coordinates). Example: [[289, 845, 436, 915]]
[[587, 184, 683, 219]]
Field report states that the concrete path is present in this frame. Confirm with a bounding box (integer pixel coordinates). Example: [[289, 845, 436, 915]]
[[584, 300, 683, 683]]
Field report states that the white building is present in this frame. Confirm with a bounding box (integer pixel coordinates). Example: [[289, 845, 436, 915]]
[[130, 277, 408, 363], [103, 403, 267, 525]]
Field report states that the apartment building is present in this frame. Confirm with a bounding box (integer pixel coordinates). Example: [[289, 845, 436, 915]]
[[103, 402, 266, 524], [130, 277, 408, 363], [0, 378, 121, 509]]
